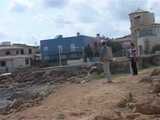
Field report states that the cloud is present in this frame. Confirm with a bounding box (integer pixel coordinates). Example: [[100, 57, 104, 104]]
[[0, 32, 8, 40], [43, 0, 68, 8], [9, 0, 32, 12], [2, 0, 160, 45], [107, 0, 148, 20], [75, 3, 100, 23], [54, 16, 72, 25]]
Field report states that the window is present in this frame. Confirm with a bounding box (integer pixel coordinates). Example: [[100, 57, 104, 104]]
[[139, 29, 154, 37], [25, 58, 29, 65], [43, 46, 48, 51], [6, 51, 11, 55], [70, 44, 76, 52], [58, 45, 63, 53], [0, 61, 6, 67], [16, 50, 19, 54], [44, 56, 49, 60], [28, 49, 32, 54], [21, 49, 24, 54], [134, 15, 141, 19]]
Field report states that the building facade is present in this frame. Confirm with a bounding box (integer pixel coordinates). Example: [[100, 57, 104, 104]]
[[129, 9, 160, 55], [0, 43, 39, 73], [114, 35, 132, 48], [40, 34, 95, 63]]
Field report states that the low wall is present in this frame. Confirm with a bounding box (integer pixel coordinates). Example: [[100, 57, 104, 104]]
[[110, 54, 160, 74]]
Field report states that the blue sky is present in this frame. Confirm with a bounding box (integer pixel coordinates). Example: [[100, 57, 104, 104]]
[[0, 0, 160, 45]]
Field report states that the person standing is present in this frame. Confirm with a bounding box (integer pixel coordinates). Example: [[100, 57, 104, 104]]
[[100, 41, 113, 83], [92, 42, 100, 62], [83, 44, 93, 62], [128, 43, 138, 75]]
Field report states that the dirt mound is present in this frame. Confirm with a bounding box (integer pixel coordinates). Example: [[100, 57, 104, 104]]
[[135, 97, 160, 115]]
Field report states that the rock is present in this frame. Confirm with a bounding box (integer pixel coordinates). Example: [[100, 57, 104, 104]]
[[0, 100, 12, 114], [139, 76, 152, 83], [69, 111, 86, 117], [117, 93, 136, 108], [56, 113, 65, 120], [150, 68, 160, 76], [135, 97, 160, 115], [152, 82, 160, 93], [92, 115, 120, 120], [125, 113, 141, 120]]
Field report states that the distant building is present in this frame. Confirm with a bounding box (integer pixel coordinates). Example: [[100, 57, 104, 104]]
[[0, 43, 40, 73], [129, 9, 160, 54], [40, 34, 95, 64], [114, 35, 132, 49]]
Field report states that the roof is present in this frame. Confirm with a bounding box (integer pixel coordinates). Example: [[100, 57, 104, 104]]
[[0, 44, 38, 51], [114, 35, 132, 42], [116, 35, 131, 40], [129, 9, 149, 15], [135, 9, 145, 13], [41, 35, 94, 42], [12, 44, 36, 48]]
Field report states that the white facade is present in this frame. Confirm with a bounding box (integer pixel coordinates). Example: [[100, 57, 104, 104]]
[[0, 43, 39, 73], [0, 56, 31, 73]]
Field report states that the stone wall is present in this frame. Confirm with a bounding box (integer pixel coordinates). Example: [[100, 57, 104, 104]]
[[111, 54, 160, 74]]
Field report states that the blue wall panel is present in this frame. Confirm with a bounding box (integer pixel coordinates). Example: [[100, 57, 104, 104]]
[[40, 35, 94, 61]]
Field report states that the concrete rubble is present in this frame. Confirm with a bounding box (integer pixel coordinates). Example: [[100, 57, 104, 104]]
[[114, 68, 160, 120], [0, 64, 160, 120], [0, 65, 91, 115]]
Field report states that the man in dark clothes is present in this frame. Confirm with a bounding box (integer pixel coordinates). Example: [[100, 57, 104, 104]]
[[83, 44, 93, 62]]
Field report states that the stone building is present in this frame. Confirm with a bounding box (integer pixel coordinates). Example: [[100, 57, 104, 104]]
[[129, 9, 160, 55]]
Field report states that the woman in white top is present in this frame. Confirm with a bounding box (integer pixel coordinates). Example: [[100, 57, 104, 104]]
[[128, 43, 138, 75]]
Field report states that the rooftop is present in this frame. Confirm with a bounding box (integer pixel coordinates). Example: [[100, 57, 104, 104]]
[[41, 35, 94, 41], [129, 9, 149, 15]]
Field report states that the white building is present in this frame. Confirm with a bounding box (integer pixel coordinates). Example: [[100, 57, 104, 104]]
[[0, 43, 39, 73], [129, 9, 160, 54]]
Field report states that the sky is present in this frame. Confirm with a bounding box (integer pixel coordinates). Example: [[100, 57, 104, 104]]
[[0, 0, 160, 45]]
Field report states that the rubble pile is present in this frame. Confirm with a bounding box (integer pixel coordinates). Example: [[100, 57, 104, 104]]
[[115, 68, 160, 119], [135, 68, 160, 115], [0, 66, 90, 114]]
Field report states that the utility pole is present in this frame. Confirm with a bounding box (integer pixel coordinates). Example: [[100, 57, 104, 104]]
[[58, 45, 62, 66]]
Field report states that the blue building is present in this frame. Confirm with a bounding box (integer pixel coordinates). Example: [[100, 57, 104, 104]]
[[40, 34, 94, 63]]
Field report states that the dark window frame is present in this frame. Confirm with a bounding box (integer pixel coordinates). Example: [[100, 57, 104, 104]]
[[6, 51, 11, 55], [0, 61, 6, 67], [25, 58, 29, 65], [28, 49, 32, 54], [20, 49, 24, 55], [16, 50, 19, 54]]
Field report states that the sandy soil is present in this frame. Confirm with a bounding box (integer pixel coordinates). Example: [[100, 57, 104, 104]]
[[0, 69, 156, 120]]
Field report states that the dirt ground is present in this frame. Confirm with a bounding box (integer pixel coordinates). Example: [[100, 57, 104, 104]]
[[0, 68, 159, 120]]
